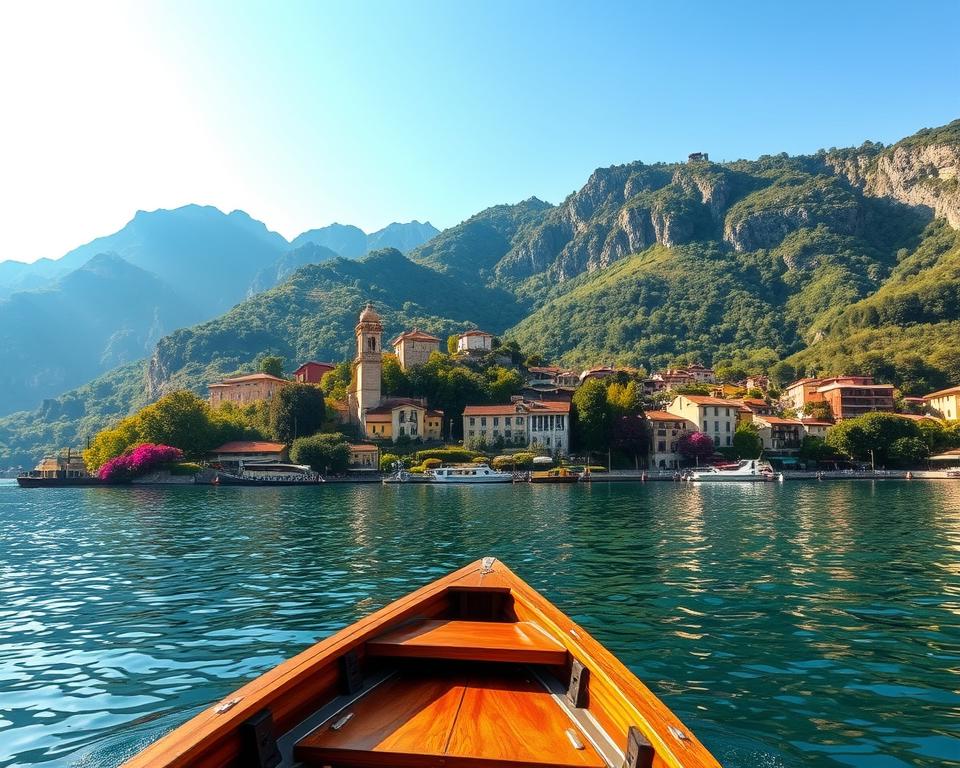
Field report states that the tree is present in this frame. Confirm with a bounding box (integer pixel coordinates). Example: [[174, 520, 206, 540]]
[[381, 354, 410, 396], [826, 412, 920, 465], [769, 361, 796, 388], [612, 415, 647, 466], [268, 384, 326, 442], [677, 431, 715, 462], [259, 355, 284, 378], [485, 366, 523, 402], [379, 452, 401, 471], [888, 436, 929, 466], [524, 353, 545, 368], [447, 335, 459, 355], [572, 379, 611, 451], [137, 391, 220, 459], [797, 435, 836, 463], [732, 423, 762, 458], [290, 433, 350, 474], [320, 362, 353, 402], [803, 401, 833, 421]]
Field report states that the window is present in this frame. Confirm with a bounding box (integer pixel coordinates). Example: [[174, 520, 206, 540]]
[[468, 430, 475, 437], [516, 417, 524, 425], [726, 421, 731, 432], [715, 421, 720, 433], [658, 440, 666, 451], [399, 410, 406, 423], [493, 417, 499, 426], [725, 435, 732, 446], [714, 436, 720, 446], [557, 416, 564, 429], [469, 417, 475, 426], [714, 407, 719, 416], [481, 417, 487, 426], [505, 416, 511, 426]]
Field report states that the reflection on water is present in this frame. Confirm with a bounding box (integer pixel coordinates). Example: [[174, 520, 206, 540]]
[[1, 480, 959, 767]]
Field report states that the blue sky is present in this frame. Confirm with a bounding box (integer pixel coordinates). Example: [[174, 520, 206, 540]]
[[2, 0, 958, 262]]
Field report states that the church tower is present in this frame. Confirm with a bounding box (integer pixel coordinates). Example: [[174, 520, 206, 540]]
[[350, 303, 383, 425]]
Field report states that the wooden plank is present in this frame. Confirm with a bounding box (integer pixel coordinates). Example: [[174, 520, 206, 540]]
[[367, 619, 567, 665], [294, 672, 463, 760], [448, 672, 605, 767]]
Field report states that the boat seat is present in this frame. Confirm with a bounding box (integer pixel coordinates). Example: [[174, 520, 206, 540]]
[[366, 619, 567, 665], [294, 668, 605, 768]]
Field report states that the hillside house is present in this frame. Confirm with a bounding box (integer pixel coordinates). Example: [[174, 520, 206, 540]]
[[348, 444, 380, 471], [923, 384, 960, 420], [208, 373, 288, 407], [391, 329, 441, 370], [783, 376, 894, 420], [210, 441, 288, 469], [456, 330, 494, 355], [752, 416, 804, 455], [293, 361, 335, 384]]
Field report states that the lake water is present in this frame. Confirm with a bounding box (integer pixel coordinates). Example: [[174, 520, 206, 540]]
[[0, 479, 958, 767]]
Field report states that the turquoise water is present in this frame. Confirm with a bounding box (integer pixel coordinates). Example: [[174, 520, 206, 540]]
[[0, 479, 958, 767]]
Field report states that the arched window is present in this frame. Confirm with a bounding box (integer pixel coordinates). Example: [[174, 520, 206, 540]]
[[368, 336, 377, 352]]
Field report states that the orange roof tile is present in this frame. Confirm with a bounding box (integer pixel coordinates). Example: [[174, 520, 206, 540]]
[[212, 441, 286, 453], [923, 384, 960, 400]]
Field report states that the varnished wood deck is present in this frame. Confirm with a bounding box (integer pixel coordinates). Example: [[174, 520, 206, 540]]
[[295, 666, 605, 768]]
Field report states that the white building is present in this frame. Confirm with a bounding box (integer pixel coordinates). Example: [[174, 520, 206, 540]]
[[462, 398, 571, 455], [456, 329, 494, 354]]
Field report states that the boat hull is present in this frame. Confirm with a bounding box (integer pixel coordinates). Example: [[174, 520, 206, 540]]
[[121, 559, 721, 768]]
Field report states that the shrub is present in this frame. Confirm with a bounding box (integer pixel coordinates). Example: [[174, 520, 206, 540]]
[[422, 458, 442, 469], [414, 447, 480, 463], [379, 452, 401, 471], [290, 433, 350, 474], [99, 443, 184, 481]]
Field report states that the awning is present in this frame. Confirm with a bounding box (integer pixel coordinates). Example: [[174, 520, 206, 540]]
[[930, 450, 960, 461]]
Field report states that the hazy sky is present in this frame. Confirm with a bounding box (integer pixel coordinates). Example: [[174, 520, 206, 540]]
[[2, 0, 958, 264]]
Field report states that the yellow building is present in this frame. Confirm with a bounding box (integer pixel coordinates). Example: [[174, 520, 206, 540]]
[[363, 398, 444, 442], [923, 384, 960, 420], [348, 444, 380, 470], [666, 395, 741, 450]]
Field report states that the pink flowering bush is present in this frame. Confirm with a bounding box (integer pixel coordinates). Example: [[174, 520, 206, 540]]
[[677, 431, 716, 460], [98, 444, 184, 481]]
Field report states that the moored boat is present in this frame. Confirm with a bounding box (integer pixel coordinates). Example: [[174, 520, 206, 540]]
[[426, 463, 514, 483], [530, 467, 582, 484], [122, 558, 720, 768], [687, 459, 781, 483]]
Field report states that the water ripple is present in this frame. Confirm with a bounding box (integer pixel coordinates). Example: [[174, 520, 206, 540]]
[[0, 480, 959, 767]]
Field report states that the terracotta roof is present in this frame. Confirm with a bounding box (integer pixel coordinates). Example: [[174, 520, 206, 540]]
[[358, 302, 381, 322], [923, 384, 960, 400], [364, 412, 392, 422], [348, 444, 379, 452], [210, 372, 288, 386], [365, 397, 429, 415], [738, 398, 768, 408], [755, 416, 804, 426], [390, 329, 441, 345], [463, 400, 570, 416], [527, 366, 564, 375], [644, 411, 694, 423], [679, 395, 741, 407], [212, 441, 287, 454], [816, 382, 894, 392], [459, 329, 492, 337], [425, 410, 444, 418], [800, 419, 833, 426], [293, 361, 334, 372]]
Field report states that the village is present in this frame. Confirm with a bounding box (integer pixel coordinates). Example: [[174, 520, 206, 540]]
[[20, 302, 960, 484]]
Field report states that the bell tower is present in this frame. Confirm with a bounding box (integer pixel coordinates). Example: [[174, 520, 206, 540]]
[[350, 302, 383, 425]]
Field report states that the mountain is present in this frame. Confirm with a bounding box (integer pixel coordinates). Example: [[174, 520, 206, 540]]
[[0, 254, 200, 414], [247, 242, 341, 295], [145, 246, 525, 399], [2, 118, 959, 466], [0, 205, 290, 309], [291, 221, 440, 257]]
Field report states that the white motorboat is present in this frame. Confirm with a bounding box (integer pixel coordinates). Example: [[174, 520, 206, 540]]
[[687, 459, 783, 482], [426, 463, 514, 483]]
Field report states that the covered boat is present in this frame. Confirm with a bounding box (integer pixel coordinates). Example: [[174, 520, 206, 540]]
[[122, 558, 720, 768], [530, 467, 581, 484]]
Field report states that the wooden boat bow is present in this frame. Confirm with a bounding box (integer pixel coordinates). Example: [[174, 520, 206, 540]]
[[122, 558, 720, 768]]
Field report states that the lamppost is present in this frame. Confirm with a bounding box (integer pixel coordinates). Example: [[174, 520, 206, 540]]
[[869, 448, 875, 472]]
